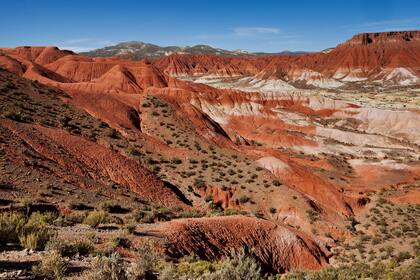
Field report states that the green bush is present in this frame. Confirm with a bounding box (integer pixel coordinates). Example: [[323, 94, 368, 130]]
[[19, 228, 52, 251], [129, 148, 141, 156], [306, 209, 319, 224], [0, 212, 26, 244], [33, 250, 68, 280], [282, 258, 420, 280], [180, 209, 205, 218], [64, 211, 86, 225], [101, 201, 129, 214], [19, 212, 55, 251], [81, 253, 127, 280], [113, 236, 131, 248], [238, 195, 251, 204], [131, 241, 163, 279], [108, 128, 119, 139], [171, 157, 183, 164], [395, 251, 412, 263], [140, 212, 156, 224], [84, 210, 108, 228], [160, 259, 217, 280], [194, 178, 206, 188], [4, 110, 33, 123], [216, 250, 262, 280], [272, 180, 281, 186], [0, 211, 56, 250], [47, 238, 94, 258], [160, 249, 262, 280]]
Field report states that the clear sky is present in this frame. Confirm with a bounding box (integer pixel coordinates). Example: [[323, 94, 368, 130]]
[[1, 0, 419, 53]]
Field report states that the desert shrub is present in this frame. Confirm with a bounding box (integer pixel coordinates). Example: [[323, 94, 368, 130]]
[[33, 250, 68, 280], [371, 236, 381, 245], [108, 128, 119, 139], [124, 223, 136, 234], [147, 158, 159, 165], [4, 110, 33, 123], [180, 209, 205, 218], [0, 182, 14, 190], [269, 207, 277, 214], [0, 211, 55, 250], [347, 216, 359, 232], [19, 228, 52, 251], [113, 236, 131, 248], [131, 241, 163, 279], [28, 211, 58, 224], [160, 259, 216, 280], [63, 211, 86, 225], [60, 116, 71, 127], [0, 212, 26, 244], [306, 209, 319, 224], [81, 252, 127, 280], [395, 251, 412, 263], [194, 178, 206, 188], [84, 210, 108, 228], [253, 210, 264, 219], [69, 202, 94, 211], [226, 169, 236, 176], [216, 250, 262, 280], [171, 157, 182, 164], [47, 238, 94, 258], [238, 195, 251, 204], [129, 148, 141, 156], [282, 258, 420, 280], [377, 197, 388, 205], [160, 250, 262, 280], [155, 207, 174, 221], [140, 212, 156, 224], [19, 212, 55, 251], [223, 208, 243, 216], [272, 180, 281, 186], [130, 208, 148, 222], [101, 201, 130, 214]]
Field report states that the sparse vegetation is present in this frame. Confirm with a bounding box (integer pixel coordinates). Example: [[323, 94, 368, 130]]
[[238, 195, 251, 204], [306, 209, 319, 224], [272, 180, 281, 187], [33, 250, 68, 280], [47, 238, 94, 258], [81, 252, 127, 280], [84, 210, 108, 228]]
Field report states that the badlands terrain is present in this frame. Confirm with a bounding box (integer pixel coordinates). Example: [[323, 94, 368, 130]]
[[0, 30, 419, 279]]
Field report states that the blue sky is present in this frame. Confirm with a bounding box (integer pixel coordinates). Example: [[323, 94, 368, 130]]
[[1, 0, 419, 52]]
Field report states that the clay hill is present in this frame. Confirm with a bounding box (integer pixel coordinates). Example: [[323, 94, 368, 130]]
[[155, 31, 420, 88], [0, 30, 419, 278]]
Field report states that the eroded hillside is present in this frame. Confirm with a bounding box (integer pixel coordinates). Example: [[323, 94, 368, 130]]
[[0, 30, 419, 279]]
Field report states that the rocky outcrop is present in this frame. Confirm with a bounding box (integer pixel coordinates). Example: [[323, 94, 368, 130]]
[[159, 216, 329, 273]]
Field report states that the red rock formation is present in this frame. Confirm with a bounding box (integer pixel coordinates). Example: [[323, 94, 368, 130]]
[[0, 31, 419, 254], [154, 31, 420, 86], [0, 119, 186, 207], [158, 216, 329, 273]]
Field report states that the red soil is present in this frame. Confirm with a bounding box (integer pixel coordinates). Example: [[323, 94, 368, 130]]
[[156, 215, 329, 273]]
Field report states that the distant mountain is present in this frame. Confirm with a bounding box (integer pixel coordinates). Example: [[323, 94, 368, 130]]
[[80, 41, 308, 59], [254, 50, 310, 56]]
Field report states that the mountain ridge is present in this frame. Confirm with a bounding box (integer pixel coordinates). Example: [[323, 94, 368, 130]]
[[80, 40, 309, 59]]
